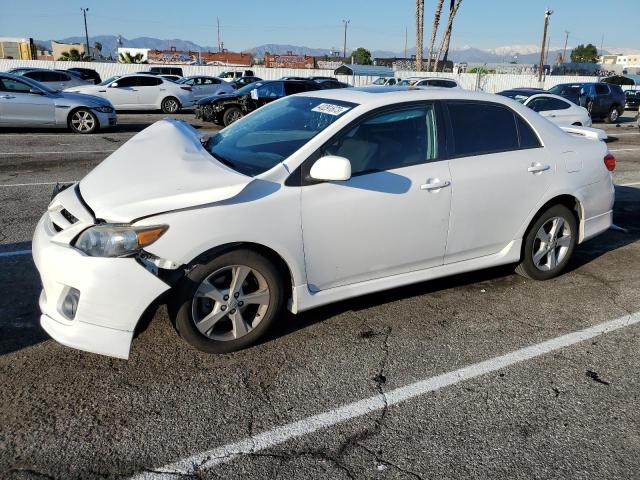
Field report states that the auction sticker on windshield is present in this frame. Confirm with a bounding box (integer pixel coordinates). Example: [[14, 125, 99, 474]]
[[311, 103, 351, 116]]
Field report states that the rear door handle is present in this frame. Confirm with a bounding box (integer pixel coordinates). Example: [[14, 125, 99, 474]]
[[420, 179, 451, 191], [528, 164, 551, 173], [0, 94, 15, 99]]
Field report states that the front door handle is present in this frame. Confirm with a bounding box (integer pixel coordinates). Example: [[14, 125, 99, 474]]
[[0, 94, 15, 99], [420, 179, 451, 191], [528, 164, 551, 173]]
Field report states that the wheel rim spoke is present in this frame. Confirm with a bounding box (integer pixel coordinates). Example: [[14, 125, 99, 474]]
[[229, 310, 249, 338], [556, 235, 571, 247], [548, 249, 558, 269], [241, 288, 269, 305], [197, 279, 225, 302], [229, 265, 250, 296], [195, 306, 227, 335], [533, 248, 548, 267]]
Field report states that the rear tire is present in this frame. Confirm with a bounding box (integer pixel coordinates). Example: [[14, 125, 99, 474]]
[[223, 107, 243, 126], [161, 96, 181, 114], [172, 249, 285, 354], [604, 106, 620, 124], [515, 205, 577, 281], [68, 108, 98, 134]]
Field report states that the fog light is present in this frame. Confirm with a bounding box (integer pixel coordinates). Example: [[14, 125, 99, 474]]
[[61, 288, 80, 320]]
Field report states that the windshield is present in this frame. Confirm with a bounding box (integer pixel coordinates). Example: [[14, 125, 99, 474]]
[[99, 75, 120, 86], [234, 81, 263, 95], [206, 96, 357, 176], [372, 78, 386, 85], [548, 84, 582, 96]]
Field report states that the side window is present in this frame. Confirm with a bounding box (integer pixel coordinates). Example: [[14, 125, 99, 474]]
[[548, 98, 571, 110], [447, 102, 519, 157], [323, 105, 438, 175], [527, 98, 554, 112], [25, 71, 46, 82], [595, 84, 609, 95], [115, 76, 138, 87], [0, 78, 32, 93], [284, 82, 309, 95], [137, 76, 161, 86], [53, 72, 69, 81], [515, 116, 542, 149], [184, 78, 196, 85], [388, 79, 396, 85], [257, 82, 284, 98]]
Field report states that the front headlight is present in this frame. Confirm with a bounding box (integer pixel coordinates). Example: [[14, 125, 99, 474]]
[[74, 224, 168, 257], [93, 105, 114, 113]]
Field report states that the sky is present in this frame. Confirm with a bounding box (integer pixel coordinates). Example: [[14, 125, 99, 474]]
[[1, 0, 638, 53]]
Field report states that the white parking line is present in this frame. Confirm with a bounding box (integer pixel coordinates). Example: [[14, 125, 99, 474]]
[[131, 311, 640, 479], [0, 133, 134, 138], [0, 249, 32, 257], [0, 150, 116, 156], [609, 132, 640, 136], [0, 181, 77, 188], [610, 148, 640, 152]]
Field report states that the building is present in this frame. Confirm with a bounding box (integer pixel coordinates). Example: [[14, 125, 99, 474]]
[[264, 53, 315, 69], [598, 53, 640, 74], [0, 37, 36, 59], [52, 40, 101, 60], [144, 47, 252, 66]]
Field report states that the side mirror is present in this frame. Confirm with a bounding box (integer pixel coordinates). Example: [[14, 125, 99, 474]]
[[29, 88, 44, 95], [110, 82, 119, 88], [310, 156, 351, 181]]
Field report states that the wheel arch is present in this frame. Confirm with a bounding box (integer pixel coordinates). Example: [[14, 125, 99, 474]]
[[520, 194, 583, 259], [184, 241, 295, 310]]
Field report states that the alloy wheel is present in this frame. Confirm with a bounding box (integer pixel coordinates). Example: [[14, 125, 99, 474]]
[[71, 110, 95, 132], [191, 265, 270, 341], [164, 98, 179, 113], [532, 216, 572, 271]]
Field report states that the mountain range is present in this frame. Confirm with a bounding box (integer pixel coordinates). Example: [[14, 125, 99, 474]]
[[36, 35, 615, 64]]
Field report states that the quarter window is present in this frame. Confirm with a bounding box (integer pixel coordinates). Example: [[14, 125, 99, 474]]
[[447, 102, 520, 157], [323, 105, 438, 175], [516, 116, 542, 149]]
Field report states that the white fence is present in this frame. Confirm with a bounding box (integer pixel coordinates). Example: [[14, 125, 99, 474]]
[[0, 59, 597, 92]]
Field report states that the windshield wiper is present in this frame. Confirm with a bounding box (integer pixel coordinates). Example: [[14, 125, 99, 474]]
[[209, 150, 237, 170]]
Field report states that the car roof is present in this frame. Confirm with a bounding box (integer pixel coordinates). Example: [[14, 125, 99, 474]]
[[295, 86, 513, 107]]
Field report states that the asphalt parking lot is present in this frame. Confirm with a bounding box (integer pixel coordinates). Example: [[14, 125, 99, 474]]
[[1, 111, 640, 480]]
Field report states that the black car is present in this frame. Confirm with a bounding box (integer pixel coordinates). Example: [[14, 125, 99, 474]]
[[315, 79, 352, 89], [67, 67, 102, 84], [195, 79, 321, 126], [547, 82, 625, 123], [148, 66, 184, 76], [496, 88, 544, 102], [230, 76, 263, 89], [624, 90, 640, 110]]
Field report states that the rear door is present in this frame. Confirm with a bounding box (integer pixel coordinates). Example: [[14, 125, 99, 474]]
[[0, 76, 55, 125], [444, 101, 553, 263], [136, 76, 163, 107]]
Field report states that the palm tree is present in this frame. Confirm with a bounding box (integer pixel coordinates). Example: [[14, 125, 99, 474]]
[[426, 0, 444, 71], [433, 0, 463, 73], [58, 49, 89, 61], [118, 51, 147, 64], [415, 0, 424, 71], [441, 0, 456, 65]]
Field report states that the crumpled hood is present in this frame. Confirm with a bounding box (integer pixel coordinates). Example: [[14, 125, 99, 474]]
[[198, 92, 241, 105], [79, 119, 252, 223]]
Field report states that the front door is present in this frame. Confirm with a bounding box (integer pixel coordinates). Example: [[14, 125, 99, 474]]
[[106, 76, 139, 109], [301, 103, 451, 291], [0, 77, 55, 125]]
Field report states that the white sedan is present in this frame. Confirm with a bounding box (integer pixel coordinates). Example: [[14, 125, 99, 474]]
[[176, 75, 235, 100], [33, 87, 615, 359], [524, 93, 592, 127], [65, 74, 194, 113]]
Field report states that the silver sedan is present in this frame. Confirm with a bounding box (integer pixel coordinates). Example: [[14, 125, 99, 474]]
[[177, 75, 235, 100], [0, 73, 117, 133]]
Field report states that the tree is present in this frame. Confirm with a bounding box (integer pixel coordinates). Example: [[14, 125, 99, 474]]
[[118, 51, 147, 64], [415, 0, 424, 71], [352, 47, 372, 65], [58, 48, 89, 61], [433, 0, 463, 72], [570, 43, 598, 63], [426, 0, 444, 71]]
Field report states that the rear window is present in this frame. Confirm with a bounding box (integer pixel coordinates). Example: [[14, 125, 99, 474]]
[[595, 84, 610, 95], [447, 102, 527, 157]]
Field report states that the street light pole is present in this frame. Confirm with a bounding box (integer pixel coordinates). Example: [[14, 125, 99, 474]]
[[81, 7, 90, 59], [342, 19, 350, 62], [562, 30, 570, 63], [537, 9, 553, 82]]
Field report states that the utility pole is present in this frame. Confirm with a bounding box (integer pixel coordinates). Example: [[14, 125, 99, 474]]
[[404, 27, 408, 59], [217, 17, 221, 52], [342, 19, 350, 62], [600, 33, 604, 52], [537, 9, 553, 82], [562, 30, 569, 63], [81, 7, 90, 59], [545, 36, 551, 65]]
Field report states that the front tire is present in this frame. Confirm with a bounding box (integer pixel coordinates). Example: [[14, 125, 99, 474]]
[[223, 107, 243, 126], [173, 249, 285, 354], [515, 205, 577, 281], [161, 96, 181, 114], [68, 108, 98, 134]]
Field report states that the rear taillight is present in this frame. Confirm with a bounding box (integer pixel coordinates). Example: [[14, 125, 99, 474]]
[[604, 153, 616, 171], [180, 86, 192, 92]]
